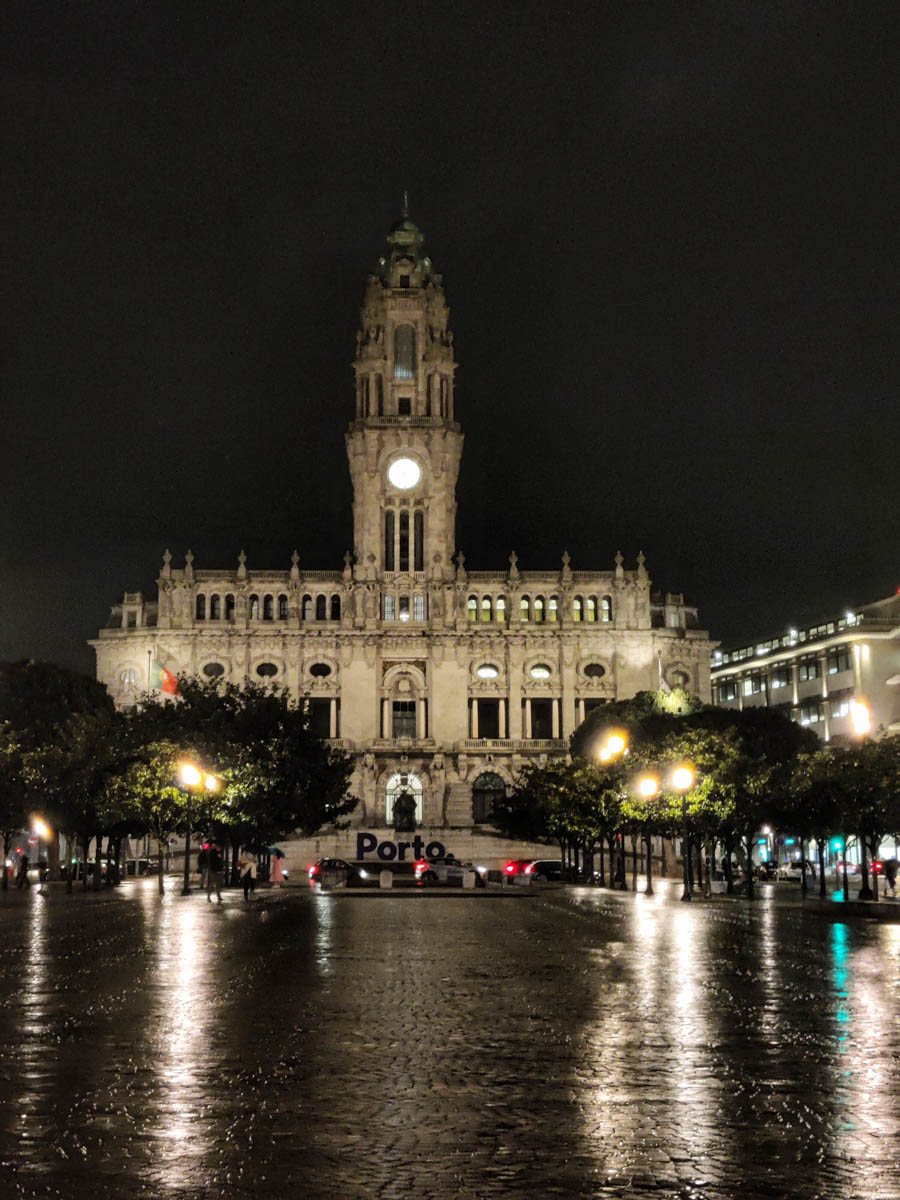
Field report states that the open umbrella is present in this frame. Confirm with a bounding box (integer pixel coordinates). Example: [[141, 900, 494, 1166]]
[[268, 847, 286, 859]]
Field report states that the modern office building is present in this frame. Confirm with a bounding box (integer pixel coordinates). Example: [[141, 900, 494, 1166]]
[[91, 204, 712, 844], [711, 591, 900, 740]]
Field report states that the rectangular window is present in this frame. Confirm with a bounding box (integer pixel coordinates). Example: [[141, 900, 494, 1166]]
[[796, 701, 824, 726], [743, 675, 762, 696], [476, 699, 500, 739], [798, 658, 820, 682], [827, 649, 852, 675], [398, 397, 411, 415], [718, 681, 738, 702], [830, 695, 852, 719], [392, 701, 416, 739], [384, 594, 395, 621], [308, 698, 332, 739], [413, 594, 425, 621], [530, 699, 554, 739], [770, 668, 791, 690]]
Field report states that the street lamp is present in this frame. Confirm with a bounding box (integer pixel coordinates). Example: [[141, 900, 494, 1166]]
[[597, 731, 628, 885], [671, 764, 695, 902], [637, 775, 660, 895], [179, 763, 219, 896], [31, 816, 51, 887]]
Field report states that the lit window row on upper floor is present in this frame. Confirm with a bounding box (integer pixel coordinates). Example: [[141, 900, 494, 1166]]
[[466, 594, 613, 623]]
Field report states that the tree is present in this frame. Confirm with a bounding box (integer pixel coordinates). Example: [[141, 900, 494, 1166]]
[[106, 741, 186, 894], [0, 724, 28, 890]]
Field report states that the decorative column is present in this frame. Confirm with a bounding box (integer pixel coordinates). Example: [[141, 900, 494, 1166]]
[[791, 660, 800, 705], [471, 698, 479, 738], [499, 699, 507, 739], [524, 699, 532, 739], [417, 698, 426, 740], [382, 697, 390, 739], [329, 699, 338, 739], [578, 698, 585, 724], [551, 699, 560, 739]]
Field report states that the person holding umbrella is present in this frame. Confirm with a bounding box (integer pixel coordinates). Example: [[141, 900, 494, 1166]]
[[270, 848, 285, 888]]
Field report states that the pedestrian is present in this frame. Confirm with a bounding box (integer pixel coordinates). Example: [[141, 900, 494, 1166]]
[[239, 850, 257, 902], [270, 853, 284, 889], [206, 843, 224, 903], [884, 858, 898, 899], [15, 855, 30, 889], [198, 843, 210, 890]]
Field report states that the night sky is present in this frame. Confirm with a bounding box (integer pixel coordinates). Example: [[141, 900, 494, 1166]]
[[4, 2, 898, 675]]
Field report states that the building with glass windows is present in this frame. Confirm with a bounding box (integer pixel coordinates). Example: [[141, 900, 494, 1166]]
[[710, 591, 900, 741], [91, 204, 712, 854]]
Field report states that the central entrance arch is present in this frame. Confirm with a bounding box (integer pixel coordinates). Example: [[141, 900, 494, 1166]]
[[385, 772, 424, 826]]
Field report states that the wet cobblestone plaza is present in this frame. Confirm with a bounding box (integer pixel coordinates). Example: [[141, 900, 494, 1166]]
[[1, 880, 898, 1200]]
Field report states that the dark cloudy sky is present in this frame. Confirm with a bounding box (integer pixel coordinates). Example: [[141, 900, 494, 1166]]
[[3, 1, 898, 674]]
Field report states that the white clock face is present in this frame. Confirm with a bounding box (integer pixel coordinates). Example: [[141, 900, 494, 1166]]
[[387, 457, 421, 490]]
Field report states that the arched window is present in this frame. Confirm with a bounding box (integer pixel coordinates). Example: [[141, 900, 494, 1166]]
[[249, 594, 259, 620], [587, 596, 598, 623], [330, 594, 341, 621], [496, 596, 506, 622], [413, 594, 425, 621], [548, 595, 559, 622], [209, 594, 221, 620], [315, 595, 327, 621], [384, 510, 395, 571], [481, 596, 492, 622], [361, 376, 370, 416], [195, 594, 206, 620], [120, 667, 138, 685], [376, 374, 384, 416], [263, 594, 274, 621], [399, 510, 410, 571], [520, 596, 531, 622], [225, 593, 235, 620], [413, 510, 424, 572], [393, 324, 416, 380], [384, 594, 395, 621], [398, 595, 410, 622], [302, 594, 313, 621], [278, 593, 288, 620], [573, 595, 584, 622], [472, 771, 505, 824], [385, 772, 424, 825], [601, 595, 612, 622], [534, 596, 545, 623], [467, 595, 478, 622]]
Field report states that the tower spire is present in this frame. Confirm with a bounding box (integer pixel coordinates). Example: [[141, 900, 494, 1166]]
[[401, 189, 409, 218]]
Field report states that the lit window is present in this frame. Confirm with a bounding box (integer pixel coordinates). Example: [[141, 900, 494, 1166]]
[[534, 597, 545, 623], [477, 664, 499, 679], [413, 594, 425, 621], [387, 458, 421, 490], [743, 675, 763, 696], [481, 596, 492, 622], [384, 594, 395, 621], [120, 668, 138, 685], [770, 668, 790, 689], [601, 596, 612, 623], [393, 325, 416, 379], [586, 597, 597, 623], [496, 596, 506, 621], [827, 649, 852, 675], [530, 664, 551, 680], [798, 658, 820, 682], [573, 596, 583, 622], [399, 595, 410, 621], [249, 594, 259, 619], [302, 595, 313, 621], [467, 595, 478, 621], [520, 596, 531, 622], [548, 596, 558, 622]]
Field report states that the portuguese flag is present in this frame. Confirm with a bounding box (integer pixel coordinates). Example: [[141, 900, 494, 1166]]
[[149, 660, 180, 696]]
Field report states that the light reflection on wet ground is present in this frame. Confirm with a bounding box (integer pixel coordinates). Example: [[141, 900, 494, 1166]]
[[0, 879, 899, 1198]]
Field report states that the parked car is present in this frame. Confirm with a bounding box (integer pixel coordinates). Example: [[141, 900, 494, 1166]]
[[755, 861, 777, 882], [308, 858, 370, 888], [415, 855, 482, 886], [834, 861, 859, 875], [779, 859, 818, 881], [503, 859, 533, 877]]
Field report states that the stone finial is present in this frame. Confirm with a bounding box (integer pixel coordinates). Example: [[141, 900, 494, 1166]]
[[561, 550, 572, 581], [614, 550, 624, 581], [184, 550, 194, 581], [508, 550, 519, 580], [343, 551, 353, 582], [160, 549, 172, 579], [636, 551, 648, 582], [237, 550, 248, 580], [290, 549, 300, 581], [456, 551, 467, 581]]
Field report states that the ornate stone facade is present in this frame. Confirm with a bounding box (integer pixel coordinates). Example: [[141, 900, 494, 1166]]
[[91, 205, 712, 833]]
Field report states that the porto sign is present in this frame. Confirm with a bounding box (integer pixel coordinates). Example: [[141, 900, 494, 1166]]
[[356, 833, 446, 861]]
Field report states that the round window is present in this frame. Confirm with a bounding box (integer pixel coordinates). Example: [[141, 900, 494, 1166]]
[[530, 663, 551, 680], [671, 670, 690, 687], [202, 663, 225, 679], [476, 664, 499, 679], [310, 662, 332, 677], [120, 668, 138, 685], [256, 662, 278, 678], [387, 457, 421, 489], [584, 663, 606, 678]]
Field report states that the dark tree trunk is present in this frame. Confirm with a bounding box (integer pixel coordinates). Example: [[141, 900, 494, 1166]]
[[842, 834, 851, 904], [631, 836, 638, 891], [596, 839, 605, 887], [815, 837, 827, 897], [81, 835, 91, 889], [645, 833, 654, 895], [48, 829, 61, 881], [870, 836, 880, 900], [93, 833, 104, 890], [2, 832, 10, 891], [800, 839, 808, 897], [858, 830, 873, 900], [744, 834, 755, 900]]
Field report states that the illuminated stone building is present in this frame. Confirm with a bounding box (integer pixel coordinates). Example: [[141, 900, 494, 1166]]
[[92, 205, 712, 846], [711, 591, 900, 740]]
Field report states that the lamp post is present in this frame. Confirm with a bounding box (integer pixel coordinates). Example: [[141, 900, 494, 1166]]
[[851, 698, 874, 900], [597, 730, 628, 887], [671, 765, 695, 902], [179, 763, 219, 896], [32, 817, 50, 888], [637, 775, 660, 895]]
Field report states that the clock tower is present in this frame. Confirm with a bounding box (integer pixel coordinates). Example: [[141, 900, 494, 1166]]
[[346, 200, 463, 582]]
